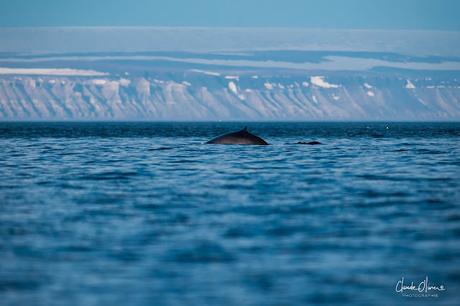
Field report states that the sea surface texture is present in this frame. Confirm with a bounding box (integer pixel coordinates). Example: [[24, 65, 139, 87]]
[[0, 122, 459, 306]]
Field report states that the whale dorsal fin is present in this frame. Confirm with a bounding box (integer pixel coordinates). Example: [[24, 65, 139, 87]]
[[243, 126, 248, 132]]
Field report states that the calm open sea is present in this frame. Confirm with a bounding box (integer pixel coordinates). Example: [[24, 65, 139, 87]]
[[0, 122, 459, 306]]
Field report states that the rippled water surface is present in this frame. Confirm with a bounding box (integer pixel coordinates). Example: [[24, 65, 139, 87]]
[[1, 122, 459, 306]]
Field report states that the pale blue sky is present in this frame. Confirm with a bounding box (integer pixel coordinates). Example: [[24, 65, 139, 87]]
[[0, 0, 459, 30]]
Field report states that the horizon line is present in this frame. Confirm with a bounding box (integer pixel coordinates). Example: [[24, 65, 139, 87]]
[[0, 26, 459, 34]]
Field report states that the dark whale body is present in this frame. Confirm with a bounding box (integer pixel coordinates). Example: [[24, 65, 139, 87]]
[[297, 141, 322, 145], [206, 127, 269, 145]]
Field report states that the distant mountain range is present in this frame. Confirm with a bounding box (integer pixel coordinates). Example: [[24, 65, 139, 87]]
[[0, 28, 459, 120]]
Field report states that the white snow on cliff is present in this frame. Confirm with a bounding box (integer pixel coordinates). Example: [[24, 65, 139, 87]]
[[190, 69, 221, 76], [406, 80, 416, 89], [264, 82, 274, 90], [228, 81, 238, 95], [91, 79, 107, 85], [0, 67, 108, 76], [364, 83, 373, 89], [310, 76, 339, 89]]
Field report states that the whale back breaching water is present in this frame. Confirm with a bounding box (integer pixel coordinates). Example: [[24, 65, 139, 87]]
[[206, 127, 269, 145]]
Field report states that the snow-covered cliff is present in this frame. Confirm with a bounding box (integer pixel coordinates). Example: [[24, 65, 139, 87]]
[[1, 74, 459, 120], [1, 47, 459, 120]]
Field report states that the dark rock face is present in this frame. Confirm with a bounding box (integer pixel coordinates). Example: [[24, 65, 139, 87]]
[[206, 127, 269, 145], [297, 141, 322, 145]]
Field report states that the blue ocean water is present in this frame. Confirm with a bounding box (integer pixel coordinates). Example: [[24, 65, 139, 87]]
[[0, 122, 459, 306]]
